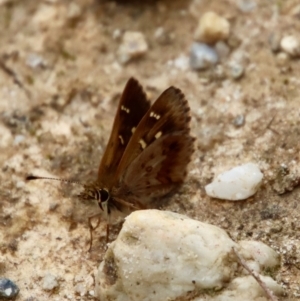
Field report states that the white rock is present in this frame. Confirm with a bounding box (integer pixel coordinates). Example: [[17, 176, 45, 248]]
[[95, 210, 282, 301], [190, 42, 219, 70], [194, 11, 230, 44], [117, 31, 148, 64], [207, 276, 283, 301], [239, 240, 280, 271], [205, 163, 263, 200], [42, 273, 59, 291], [280, 35, 300, 57]]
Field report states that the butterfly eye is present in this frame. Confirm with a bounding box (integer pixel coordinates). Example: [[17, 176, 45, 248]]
[[95, 189, 110, 211], [99, 189, 110, 203]]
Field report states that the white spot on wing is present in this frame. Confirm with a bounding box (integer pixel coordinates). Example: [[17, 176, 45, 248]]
[[150, 111, 161, 120], [131, 127, 136, 133], [119, 135, 124, 145], [139, 139, 147, 149], [121, 105, 130, 114], [155, 131, 162, 139]]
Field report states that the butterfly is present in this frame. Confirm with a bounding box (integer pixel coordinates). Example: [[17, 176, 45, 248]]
[[27, 78, 195, 247]]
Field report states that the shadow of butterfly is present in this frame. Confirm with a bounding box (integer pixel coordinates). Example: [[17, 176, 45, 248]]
[[27, 78, 195, 248]]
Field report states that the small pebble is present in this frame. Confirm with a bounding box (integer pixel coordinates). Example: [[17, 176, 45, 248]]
[[269, 32, 282, 53], [214, 65, 226, 80], [205, 163, 263, 200], [215, 41, 230, 60], [32, 4, 57, 25], [233, 114, 245, 127], [173, 55, 189, 71], [117, 31, 148, 64], [276, 52, 289, 66], [154, 27, 173, 45], [0, 278, 19, 299], [270, 224, 283, 234], [67, 2, 81, 19], [229, 61, 245, 79], [112, 29, 122, 41], [42, 273, 59, 291], [280, 35, 300, 57], [227, 34, 242, 49], [13, 135, 25, 145], [89, 290, 95, 296], [15, 180, 25, 189], [26, 53, 46, 68], [194, 11, 230, 44], [230, 49, 248, 66], [190, 42, 219, 70], [75, 283, 86, 297], [49, 202, 59, 211], [237, 0, 257, 12]]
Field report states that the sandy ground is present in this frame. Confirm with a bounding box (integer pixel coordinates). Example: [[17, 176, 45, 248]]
[[0, 0, 300, 300]]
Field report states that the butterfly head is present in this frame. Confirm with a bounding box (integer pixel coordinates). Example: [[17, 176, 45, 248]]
[[79, 185, 110, 211]]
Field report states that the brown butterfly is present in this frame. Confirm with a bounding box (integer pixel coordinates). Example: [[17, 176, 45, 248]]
[[27, 78, 195, 247]]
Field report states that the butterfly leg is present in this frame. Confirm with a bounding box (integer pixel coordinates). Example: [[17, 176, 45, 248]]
[[106, 223, 110, 244], [104, 205, 111, 247], [88, 214, 101, 251]]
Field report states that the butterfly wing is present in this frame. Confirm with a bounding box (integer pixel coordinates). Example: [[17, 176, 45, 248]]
[[112, 86, 194, 199], [97, 78, 150, 187], [120, 132, 195, 201]]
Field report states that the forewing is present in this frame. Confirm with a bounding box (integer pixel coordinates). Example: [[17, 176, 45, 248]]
[[120, 132, 195, 201], [97, 78, 150, 187], [114, 86, 191, 182]]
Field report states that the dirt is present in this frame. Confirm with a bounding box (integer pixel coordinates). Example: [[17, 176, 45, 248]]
[[0, 0, 300, 300]]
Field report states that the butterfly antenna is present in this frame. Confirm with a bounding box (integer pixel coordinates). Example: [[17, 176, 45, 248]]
[[26, 175, 81, 185]]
